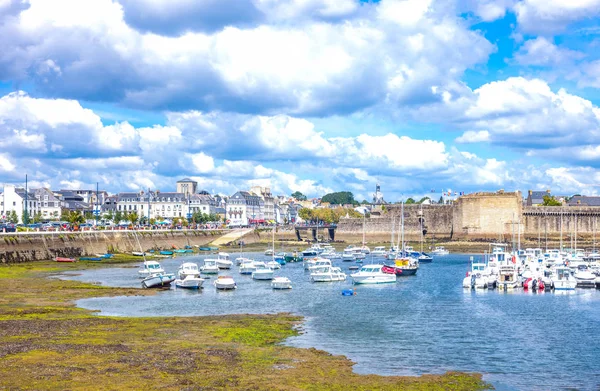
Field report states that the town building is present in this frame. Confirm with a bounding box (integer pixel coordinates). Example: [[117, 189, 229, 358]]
[[1, 185, 39, 223], [188, 191, 216, 215], [526, 189, 568, 206], [176, 178, 197, 197], [33, 188, 61, 220], [226, 191, 263, 226], [250, 186, 274, 223], [106, 191, 188, 220], [567, 195, 600, 206], [372, 183, 386, 204], [54, 190, 92, 212]]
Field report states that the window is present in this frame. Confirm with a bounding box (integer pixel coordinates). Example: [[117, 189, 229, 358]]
[[44, 195, 48, 201], [13, 202, 15, 206]]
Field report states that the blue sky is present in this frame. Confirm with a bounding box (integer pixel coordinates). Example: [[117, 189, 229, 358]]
[[1, 0, 600, 202]]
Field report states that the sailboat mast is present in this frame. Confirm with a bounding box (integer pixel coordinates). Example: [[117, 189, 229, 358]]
[[391, 216, 395, 249], [272, 224, 275, 262], [401, 201, 405, 254], [420, 204, 423, 253]]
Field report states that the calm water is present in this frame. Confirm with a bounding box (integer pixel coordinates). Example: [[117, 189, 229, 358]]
[[65, 253, 600, 391]]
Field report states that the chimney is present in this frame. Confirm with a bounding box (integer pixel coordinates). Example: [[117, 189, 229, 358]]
[[546, 189, 551, 194], [528, 190, 532, 196]]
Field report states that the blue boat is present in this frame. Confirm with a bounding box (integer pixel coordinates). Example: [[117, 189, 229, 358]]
[[174, 249, 187, 254], [184, 245, 192, 249], [100, 254, 113, 258], [80, 257, 102, 261], [274, 253, 287, 265], [342, 289, 355, 296], [160, 250, 174, 255]]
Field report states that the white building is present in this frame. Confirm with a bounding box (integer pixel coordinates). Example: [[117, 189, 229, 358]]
[[226, 191, 263, 226], [189, 191, 216, 215], [1, 185, 39, 223], [104, 191, 189, 221], [250, 186, 274, 223], [33, 188, 61, 220]]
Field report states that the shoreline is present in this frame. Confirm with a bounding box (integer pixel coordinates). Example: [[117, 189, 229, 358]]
[[0, 256, 490, 390]]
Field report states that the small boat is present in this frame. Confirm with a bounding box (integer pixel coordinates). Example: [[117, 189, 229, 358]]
[[214, 275, 236, 290], [184, 245, 192, 249], [176, 262, 205, 289], [239, 259, 257, 275], [132, 251, 145, 256], [271, 276, 292, 289], [284, 253, 303, 263], [418, 253, 433, 263], [274, 253, 287, 265], [159, 250, 173, 256], [95, 253, 113, 259], [574, 269, 596, 288], [348, 265, 359, 271], [252, 262, 274, 280], [79, 257, 102, 261], [310, 266, 346, 282], [342, 289, 355, 296], [201, 259, 219, 274], [216, 252, 233, 269], [55, 257, 76, 262], [351, 264, 396, 284], [141, 273, 176, 288], [341, 248, 356, 262], [138, 261, 165, 278], [264, 248, 274, 256], [371, 246, 387, 257], [552, 266, 577, 291], [391, 257, 418, 276], [266, 260, 281, 270], [431, 246, 449, 255], [174, 249, 187, 254], [199, 247, 212, 251]]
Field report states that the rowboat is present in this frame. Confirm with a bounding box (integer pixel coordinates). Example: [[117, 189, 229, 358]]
[[55, 257, 76, 262], [79, 257, 102, 261]]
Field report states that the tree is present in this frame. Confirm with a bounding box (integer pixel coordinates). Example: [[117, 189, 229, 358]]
[[21, 210, 30, 224], [104, 210, 114, 223], [291, 191, 307, 201], [84, 211, 94, 220], [52, 211, 59, 221], [113, 211, 123, 225], [66, 211, 85, 226], [405, 198, 416, 204], [418, 197, 430, 204], [438, 196, 444, 204], [33, 211, 42, 223], [127, 212, 139, 225], [321, 191, 356, 205], [298, 208, 313, 221], [542, 195, 562, 206], [8, 210, 18, 224]]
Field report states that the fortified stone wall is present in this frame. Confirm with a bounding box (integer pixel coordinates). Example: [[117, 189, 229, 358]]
[[452, 191, 522, 239], [523, 207, 600, 240], [0, 230, 227, 263]]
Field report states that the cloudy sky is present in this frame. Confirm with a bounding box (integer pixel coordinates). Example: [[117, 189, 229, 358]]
[[1, 0, 600, 201]]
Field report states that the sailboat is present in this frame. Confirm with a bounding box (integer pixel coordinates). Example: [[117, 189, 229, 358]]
[[359, 212, 370, 254], [386, 201, 418, 276], [135, 231, 175, 288], [267, 226, 283, 270], [417, 204, 433, 263]]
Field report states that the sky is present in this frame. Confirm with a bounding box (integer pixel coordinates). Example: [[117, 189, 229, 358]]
[[1, 0, 600, 202]]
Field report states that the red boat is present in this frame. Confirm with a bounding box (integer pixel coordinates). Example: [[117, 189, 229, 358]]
[[55, 257, 77, 262], [381, 264, 403, 276]]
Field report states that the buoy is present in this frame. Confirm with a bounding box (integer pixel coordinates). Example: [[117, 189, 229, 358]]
[[342, 289, 354, 296]]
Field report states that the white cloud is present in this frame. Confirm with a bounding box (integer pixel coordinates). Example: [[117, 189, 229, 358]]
[[455, 130, 490, 143], [513, 37, 585, 66], [514, 0, 600, 34]]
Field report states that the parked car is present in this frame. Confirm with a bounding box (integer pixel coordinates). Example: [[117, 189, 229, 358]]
[[0, 223, 16, 232]]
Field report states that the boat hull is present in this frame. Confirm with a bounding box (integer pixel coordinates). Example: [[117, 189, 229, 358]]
[[142, 273, 176, 288], [252, 271, 274, 280], [55, 257, 76, 262], [272, 277, 292, 289], [175, 277, 204, 289], [351, 275, 396, 284]]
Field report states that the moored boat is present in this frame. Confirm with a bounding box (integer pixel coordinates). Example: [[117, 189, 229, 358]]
[[351, 264, 396, 284], [431, 246, 449, 255], [271, 276, 292, 289], [138, 260, 165, 278], [310, 266, 346, 282], [252, 262, 274, 280], [214, 275, 236, 290], [201, 259, 219, 274], [55, 257, 77, 262], [216, 252, 233, 269], [141, 272, 176, 288]]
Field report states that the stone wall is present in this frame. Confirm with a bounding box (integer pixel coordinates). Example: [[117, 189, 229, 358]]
[[0, 230, 227, 264], [523, 207, 600, 241]]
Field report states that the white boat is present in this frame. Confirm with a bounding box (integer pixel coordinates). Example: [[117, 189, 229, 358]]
[[235, 256, 250, 266], [497, 264, 520, 291], [271, 276, 292, 289], [214, 275, 236, 290], [371, 246, 387, 256], [341, 248, 356, 261], [266, 260, 281, 269], [574, 269, 596, 288], [431, 246, 449, 255], [201, 259, 219, 274], [132, 251, 145, 256], [239, 259, 257, 275], [353, 250, 366, 260], [308, 259, 332, 272], [302, 244, 323, 257], [552, 266, 577, 290], [359, 245, 370, 254], [310, 266, 346, 282], [264, 248, 274, 256], [303, 257, 319, 270], [463, 261, 488, 289], [175, 262, 204, 289], [141, 272, 176, 288], [138, 261, 165, 278], [216, 252, 233, 269], [351, 264, 396, 284], [252, 262, 274, 280]]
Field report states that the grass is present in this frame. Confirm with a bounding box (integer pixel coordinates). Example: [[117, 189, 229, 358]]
[[0, 260, 491, 390]]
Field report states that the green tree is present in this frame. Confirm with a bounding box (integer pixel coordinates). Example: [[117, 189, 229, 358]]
[[321, 191, 356, 205], [438, 196, 444, 204], [66, 211, 85, 226], [114, 211, 123, 225], [21, 210, 30, 224], [84, 211, 94, 220], [52, 211, 59, 221], [542, 195, 562, 206], [8, 210, 18, 224], [127, 212, 139, 225], [298, 208, 313, 221], [104, 210, 114, 223], [33, 211, 42, 223], [405, 198, 416, 204], [417, 197, 430, 204], [291, 191, 307, 201]]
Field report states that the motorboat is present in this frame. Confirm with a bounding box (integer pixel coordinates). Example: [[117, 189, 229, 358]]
[[138, 261, 165, 278], [359, 245, 370, 254], [175, 274, 205, 289], [308, 259, 332, 272], [431, 246, 449, 255], [216, 252, 233, 269], [271, 277, 292, 290], [264, 248, 274, 256], [341, 248, 356, 262], [303, 257, 321, 270], [235, 256, 250, 266], [574, 268, 596, 288], [523, 277, 544, 291], [353, 249, 366, 260], [497, 264, 520, 291], [273, 253, 287, 265], [552, 266, 577, 290], [252, 262, 274, 280], [132, 251, 145, 256], [463, 261, 488, 289], [267, 260, 282, 270], [141, 272, 176, 288], [201, 259, 219, 274], [310, 266, 346, 282], [391, 256, 418, 276], [351, 264, 396, 284], [418, 253, 433, 263], [302, 244, 323, 257], [177, 262, 200, 279], [214, 275, 236, 290], [371, 246, 387, 257], [239, 259, 257, 275]]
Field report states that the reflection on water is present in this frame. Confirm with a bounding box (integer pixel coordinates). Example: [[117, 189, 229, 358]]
[[66, 253, 600, 391]]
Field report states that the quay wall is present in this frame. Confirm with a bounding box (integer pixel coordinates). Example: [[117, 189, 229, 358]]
[[0, 230, 228, 264]]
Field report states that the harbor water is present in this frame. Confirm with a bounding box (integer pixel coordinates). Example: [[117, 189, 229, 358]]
[[66, 253, 600, 391]]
